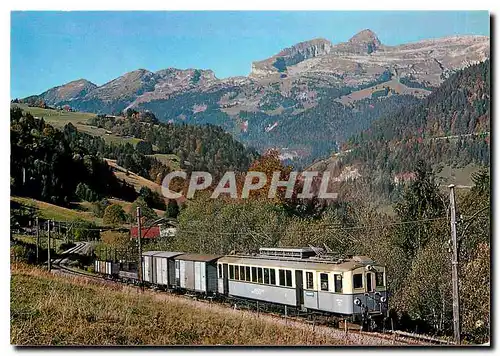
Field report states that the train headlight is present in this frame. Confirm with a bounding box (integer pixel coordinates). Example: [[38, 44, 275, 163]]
[[380, 296, 387, 303], [354, 298, 362, 306], [374, 292, 381, 297]]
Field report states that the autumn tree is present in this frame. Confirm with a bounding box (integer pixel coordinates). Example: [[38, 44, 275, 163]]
[[244, 149, 293, 203], [130, 197, 158, 223], [101, 230, 130, 247], [103, 204, 127, 225]]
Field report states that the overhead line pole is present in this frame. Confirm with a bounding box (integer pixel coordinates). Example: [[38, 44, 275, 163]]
[[47, 220, 52, 272], [35, 217, 39, 264], [449, 184, 460, 345], [136, 207, 143, 291]]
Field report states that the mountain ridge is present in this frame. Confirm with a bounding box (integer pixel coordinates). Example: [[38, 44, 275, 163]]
[[19, 30, 489, 166], [22, 30, 489, 108]]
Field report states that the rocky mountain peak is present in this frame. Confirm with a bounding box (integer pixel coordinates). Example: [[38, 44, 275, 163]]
[[69, 78, 95, 86], [345, 29, 381, 54], [349, 29, 381, 45]]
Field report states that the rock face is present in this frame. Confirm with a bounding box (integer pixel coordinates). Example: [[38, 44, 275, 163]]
[[250, 29, 489, 86], [250, 38, 333, 78]]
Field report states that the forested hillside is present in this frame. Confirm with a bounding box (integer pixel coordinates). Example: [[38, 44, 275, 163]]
[[332, 60, 490, 199], [135, 80, 422, 168], [10, 107, 137, 206], [87, 109, 258, 177], [344, 60, 490, 169]]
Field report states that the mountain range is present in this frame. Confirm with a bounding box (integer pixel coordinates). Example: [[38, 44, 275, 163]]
[[21, 29, 490, 166]]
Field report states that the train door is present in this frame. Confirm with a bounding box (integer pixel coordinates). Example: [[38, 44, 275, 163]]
[[366, 272, 373, 292], [334, 274, 343, 293], [223, 263, 229, 295], [160, 258, 168, 285], [194, 261, 202, 291], [175, 260, 180, 287], [295, 270, 304, 307], [179, 260, 186, 288], [185, 261, 195, 290]]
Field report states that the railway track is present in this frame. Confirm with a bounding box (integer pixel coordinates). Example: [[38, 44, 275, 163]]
[[49, 264, 453, 346]]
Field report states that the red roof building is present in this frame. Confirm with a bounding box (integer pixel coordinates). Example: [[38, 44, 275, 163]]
[[130, 226, 161, 239]]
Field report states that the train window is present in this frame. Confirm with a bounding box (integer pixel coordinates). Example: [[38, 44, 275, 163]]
[[306, 272, 314, 289], [285, 270, 293, 287], [235, 265, 240, 280], [240, 266, 245, 281], [229, 265, 234, 280], [264, 268, 269, 284], [353, 273, 363, 289], [257, 268, 263, 283], [278, 269, 286, 286], [320, 273, 329, 291], [270, 269, 276, 285], [245, 266, 251, 281], [376, 272, 384, 287], [334, 274, 343, 293], [218, 264, 222, 278], [251, 267, 257, 282]]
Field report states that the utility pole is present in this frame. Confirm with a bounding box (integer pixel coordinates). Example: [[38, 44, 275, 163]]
[[136, 207, 143, 291], [47, 220, 52, 272], [35, 217, 40, 264], [449, 184, 460, 345]]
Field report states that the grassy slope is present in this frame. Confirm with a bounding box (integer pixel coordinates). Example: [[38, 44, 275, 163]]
[[11, 103, 140, 145], [147, 153, 181, 171], [10, 264, 342, 346], [108, 198, 165, 217], [435, 163, 481, 188], [11, 196, 102, 224], [104, 159, 163, 194], [336, 79, 430, 105]]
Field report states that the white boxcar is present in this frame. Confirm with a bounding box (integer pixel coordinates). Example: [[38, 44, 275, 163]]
[[151, 252, 184, 286], [173, 254, 222, 293], [142, 251, 162, 283]]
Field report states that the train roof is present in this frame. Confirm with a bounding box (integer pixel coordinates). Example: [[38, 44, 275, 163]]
[[217, 255, 378, 272], [174, 253, 223, 262], [153, 252, 184, 258], [142, 251, 164, 256]]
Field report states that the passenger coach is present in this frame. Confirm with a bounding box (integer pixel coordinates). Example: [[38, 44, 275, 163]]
[[217, 247, 387, 322]]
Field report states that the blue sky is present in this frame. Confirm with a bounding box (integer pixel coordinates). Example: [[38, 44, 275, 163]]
[[11, 11, 489, 99]]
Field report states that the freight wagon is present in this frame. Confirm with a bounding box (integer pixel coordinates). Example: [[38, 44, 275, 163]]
[[173, 254, 222, 293]]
